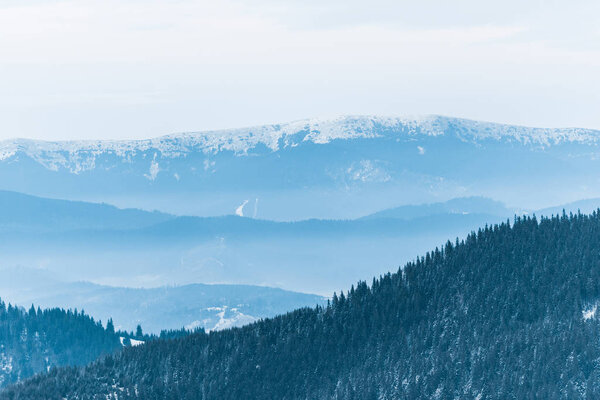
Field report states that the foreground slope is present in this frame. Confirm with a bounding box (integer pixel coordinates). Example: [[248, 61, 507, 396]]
[[6, 212, 600, 399], [0, 301, 121, 388]]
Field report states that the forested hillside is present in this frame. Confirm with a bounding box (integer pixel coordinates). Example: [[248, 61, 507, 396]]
[[5, 212, 600, 399], [0, 302, 122, 388]]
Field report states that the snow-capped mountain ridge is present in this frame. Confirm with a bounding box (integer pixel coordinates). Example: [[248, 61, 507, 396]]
[[1, 114, 599, 220], [1, 115, 598, 174]]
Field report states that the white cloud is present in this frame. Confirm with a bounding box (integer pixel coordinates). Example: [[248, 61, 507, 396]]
[[0, 0, 598, 140]]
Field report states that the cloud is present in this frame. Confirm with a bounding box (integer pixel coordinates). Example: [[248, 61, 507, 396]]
[[0, 0, 598, 140]]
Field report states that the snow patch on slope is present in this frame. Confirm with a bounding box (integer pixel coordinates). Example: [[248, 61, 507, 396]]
[[583, 304, 597, 320], [0, 352, 13, 387], [119, 337, 144, 347], [235, 200, 249, 217], [346, 160, 391, 183], [144, 154, 160, 181], [185, 306, 257, 332]]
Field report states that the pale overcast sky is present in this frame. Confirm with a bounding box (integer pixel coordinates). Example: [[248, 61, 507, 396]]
[[0, 0, 598, 140]]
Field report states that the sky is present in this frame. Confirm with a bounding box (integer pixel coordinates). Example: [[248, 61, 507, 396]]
[[0, 0, 598, 140]]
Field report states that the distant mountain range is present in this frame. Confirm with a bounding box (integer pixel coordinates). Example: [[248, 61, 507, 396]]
[[1, 115, 600, 219]]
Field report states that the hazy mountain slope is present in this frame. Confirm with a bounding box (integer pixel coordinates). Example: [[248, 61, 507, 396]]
[[0, 272, 324, 333], [537, 198, 600, 217], [360, 196, 515, 220], [0, 191, 509, 294], [0, 190, 172, 232], [1, 115, 599, 219], [5, 213, 600, 398], [0, 212, 505, 294], [0, 301, 121, 388], [1, 191, 583, 296]]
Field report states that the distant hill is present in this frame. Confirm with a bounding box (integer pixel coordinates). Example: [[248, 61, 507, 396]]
[[537, 198, 600, 217], [0, 271, 325, 333], [0, 190, 172, 233], [360, 196, 515, 220], [0, 300, 121, 388], [6, 212, 600, 398]]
